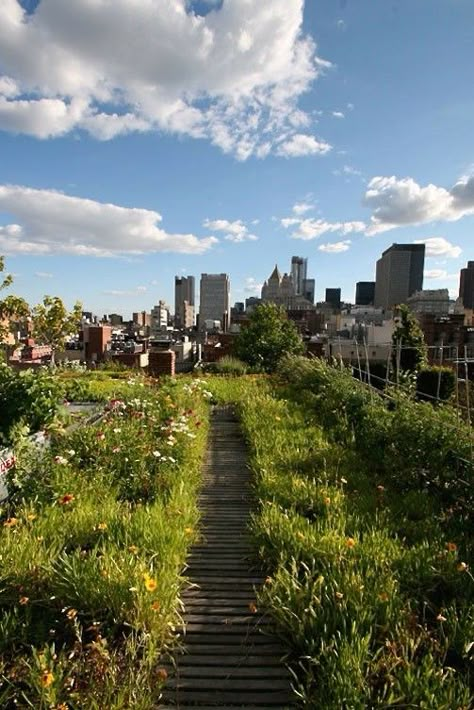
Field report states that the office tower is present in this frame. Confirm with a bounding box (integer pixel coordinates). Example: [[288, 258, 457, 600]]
[[291, 256, 307, 296], [199, 274, 230, 330], [303, 278, 315, 304], [374, 243, 425, 310], [175, 275, 195, 329], [150, 301, 169, 336], [459, 261, 474, 309], [355, 281, 375, 306], [325, 288, 342, 309]]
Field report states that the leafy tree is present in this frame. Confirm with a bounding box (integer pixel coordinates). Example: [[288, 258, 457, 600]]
[[32, 296, 82, 365], [0, 256, 30, 348], [392, 304, 427, 376], [235, 302, 304, 372]]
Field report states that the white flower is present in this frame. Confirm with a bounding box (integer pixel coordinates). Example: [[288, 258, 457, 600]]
[[152, 451, 162, 458], [67, 449, 75, 456], [168, 456, 176, 464], [54, 455, 68, 465], [113, 428, 121, 433]]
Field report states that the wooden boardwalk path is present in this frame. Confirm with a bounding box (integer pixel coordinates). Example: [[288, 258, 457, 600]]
[[160, 406, 293, 708]]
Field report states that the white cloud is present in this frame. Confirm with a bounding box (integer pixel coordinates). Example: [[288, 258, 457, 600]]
[[0, 0, 332, 160], [0, 185, 217, 256], [318, 240, 351, 253], [332, 111, 345, 119], [364, 174, 474, 235], [34, 271, 53, 279], [414, 237, 462, 259], [281, 216, 365, 240], [103, 287, 148, 297], [203, 218, 257, 242], [276, 134, 332, 158], [244, 277, 263, 294], [424, 269, 458, 281], [292, 201, 314, 215]]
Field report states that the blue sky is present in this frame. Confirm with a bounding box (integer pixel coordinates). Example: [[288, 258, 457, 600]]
[[0, 0, 473, 317]]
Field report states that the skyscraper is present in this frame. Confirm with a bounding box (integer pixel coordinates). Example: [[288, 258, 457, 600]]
[[374, 243, 425, 310], [199, 274, 230, 330], [355, 281, 375, 306], [459, 261, 474, 309], [175, 275, 195, 328], [325, 288, 341, 310], [303, 278, 315, 304], [291, 256, 307, 296]]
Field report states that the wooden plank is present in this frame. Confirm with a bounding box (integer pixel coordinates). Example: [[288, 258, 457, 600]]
[[167, 678, 290, 691], [174, 655, 285, 667], [161, 689, 294, 704]]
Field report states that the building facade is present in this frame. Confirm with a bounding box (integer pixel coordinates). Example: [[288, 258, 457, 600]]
[[459, 261, 474, 309], [150, 301, 170, 337], [175, 275, 195, 329], [407, 289, 450, 316], [199, 274, 230, 330], [355, 281, 375, 306], [325, 288, 342, 310], [291, 256, 307, 296], [374, 243, 425, 310]]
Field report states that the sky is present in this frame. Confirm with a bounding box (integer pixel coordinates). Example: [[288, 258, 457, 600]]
[[0, 0, 473, 317]]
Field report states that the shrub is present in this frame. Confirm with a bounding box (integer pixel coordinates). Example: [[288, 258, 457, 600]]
[[417, 366, 456, 402], [213, 356, 248, 376]]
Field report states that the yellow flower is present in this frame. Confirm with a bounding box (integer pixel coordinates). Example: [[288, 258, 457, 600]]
[[27, 513, 37, 521], [378, 592, 389, 602], [457, 562, 468, 572], [184, 527, 194, 535], [335, 591, 344, 600], [41, 670, 54, 688], [128, 545, 139, 554], [143, 574, 157, 592], [296, 531, 305, 540], [19, 596, 29, 605], [324, 497, 331, 505], [97, 522, 107, 531], [3, 517, 18, 528], [345, 537, 356, 548], [66, 608, 77, 620], [151, 601, 161, 612]]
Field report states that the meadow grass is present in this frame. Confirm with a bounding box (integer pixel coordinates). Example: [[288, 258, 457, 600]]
[[209, 374, 473, 708], [0, 375, 211, 708]]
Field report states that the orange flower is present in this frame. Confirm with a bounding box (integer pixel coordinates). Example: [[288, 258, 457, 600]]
[[156, 668, 168, 682], [151, 601, 161, 612], [345, 537, 356, 548], [324, 497, 331, 505], [58, 494, 75, 506], [445, 542, 457, 553], [66, 608, 77, 620], [19, 596, 29, 605], [128, 545, 139, 554], [378, 592, 389, 602], [248, 602, 257, 614], [41, 670, 54, 687], [143, 574, 157, 592], [3, 517, 18, 528]]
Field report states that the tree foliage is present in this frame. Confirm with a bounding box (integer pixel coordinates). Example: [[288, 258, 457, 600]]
[[32, 296, 82, 363], [392, 304, 427, 375], [235, 303, 304, 372], [0, 257, 30, 346]]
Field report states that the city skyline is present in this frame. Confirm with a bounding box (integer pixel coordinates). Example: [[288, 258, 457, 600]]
[[0, 1, 472, 315]]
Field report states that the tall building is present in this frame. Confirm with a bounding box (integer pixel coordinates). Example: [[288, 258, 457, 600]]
[[291, 257, 307, 296], [406, 289, 450, 316], [355, 281, 375, 306], [374, 243, 425, 310], [150, 301, 169, 336], [199, 274, 230, 330], [459, 261, 474, 309], [325, 288, 341, 310], [303, 278, 315, 304], [175, 276, 195, 329]]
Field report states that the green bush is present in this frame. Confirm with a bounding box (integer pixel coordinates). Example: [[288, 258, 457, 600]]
[[417, 366, 456, 402], [213, 356, 248, 376]]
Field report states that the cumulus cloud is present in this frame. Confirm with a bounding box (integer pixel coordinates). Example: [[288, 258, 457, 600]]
[[281, 216, 365, 240], [364, 174, 474, 235], [244, 277, 263, 294], [0, 0, 332, 159], [318, 240, 351, 253], [277, 133, 332, 158], [203, 218, 258, 242], [332, 111, 345, 119], [0, 185, 217, 256], [414, 237, 462, 259], [292, 201, 314, 215], [424, 269, 458, 281]]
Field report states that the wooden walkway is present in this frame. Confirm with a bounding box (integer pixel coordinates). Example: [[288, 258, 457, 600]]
[[160, 406, 293, 708]]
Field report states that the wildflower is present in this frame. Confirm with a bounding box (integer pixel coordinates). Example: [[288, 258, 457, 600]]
[[168, 456, 176, 464], [128, 545, 139, 554], [58, 494, 75, 506], [152, 450, 162, 458], [340, 477, 348, 485], [113, 428, 122, 433], [3, 517, 18, 527], [436, 613, 447, 622], [248, 602, 257, 614], [37, 535, 44, 541], [378, 592, 389, 602], [345, 537, 356, 548], [156, 668, 168, 682], [96, 432, 106, 441], [275, 416, 281, 421], [66, 608, 77, 620], [19, 596, 29, 605], [67, 450, 76, 457], [457, 562, 468, 572], [296, 531, 305, 540], [335, 592, 344, 600], [151, 601, 161, 612], [97, 522, 107, 531], [143, 574, 157, 592], [41, 670, 54, 688], [324, 497, 331, 505], [54, 455, 68, 465], [112, 446, 121, 453], [265, 576, 272, 585], [376, 485, 385, 492], [27, 513, 37, 521], [446, 542, 457, 553], [185, 527, 194, 535], [129, 587, 138, 593]]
